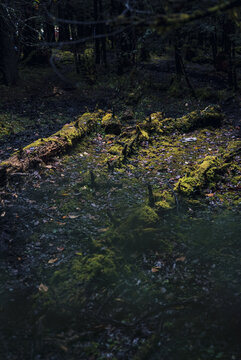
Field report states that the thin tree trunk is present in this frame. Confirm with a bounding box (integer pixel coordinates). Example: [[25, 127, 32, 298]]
[[94, 0, 100, 64], [174, 43, 196, 99], [0, 7, 18, 85], [99, 0, 107, 65]]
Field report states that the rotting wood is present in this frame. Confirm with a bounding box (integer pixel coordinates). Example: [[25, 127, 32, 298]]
[[0, 111, 103, 185]]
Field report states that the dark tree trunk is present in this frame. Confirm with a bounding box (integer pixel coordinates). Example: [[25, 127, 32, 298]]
[[44, 21, 55, 43], [58, 5, 70, 42], [174, 41, 196, 99], [94, 0, 101, 64], [99, 0, 107, 66], [211, 27, 218, 65], [0, 7, 18, 85], [174, 44, 183, 79], [21, 5, 39, 61], [71, 24, 80, 74], [223, 18, 236, 88]]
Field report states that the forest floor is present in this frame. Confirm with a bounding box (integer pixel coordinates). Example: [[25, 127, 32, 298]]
[[0, 56, 240, 360], [1, 54, 241, 162]]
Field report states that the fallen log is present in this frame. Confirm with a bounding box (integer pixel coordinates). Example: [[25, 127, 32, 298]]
[[174, 143, 241, 196], [142, 105, 223, 134], [106, 106, 224, 170], [174, 155, 221, 196], [0, 111, 103, 185]]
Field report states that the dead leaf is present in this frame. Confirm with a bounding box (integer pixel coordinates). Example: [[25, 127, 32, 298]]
[[98, 227, 109, 233], [151, 267, 159, 273], [57, 247, 64, 252], [56, 222, 66, 226], [48, 258, 58, 264], [176, 256, 186, 262], [68, 215, 79, 219], [59, 344, 68, 353], [206, 193, 214, 197], [39, 283, 48, 292]]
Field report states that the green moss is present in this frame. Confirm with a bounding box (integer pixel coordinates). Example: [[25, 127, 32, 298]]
[[231, 175, 241, 185], [108, 144, 123, 155], [71, 248, 117, 283], [154, 190, 176, 210], [129, 205, 159, 226], [142, 112, 165, 133], [107, 205, 167, 250], [175, 155, 221, 195], [142, 106, 223, 135], [0, 113, 30, 139], [102, 112, 113, 125], [21, 111, 102, 155], [101, 112, 121, 135], [137, 125, 149, 141]]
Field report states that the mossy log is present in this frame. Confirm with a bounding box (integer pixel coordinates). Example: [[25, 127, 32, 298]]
[[106, 106, 223, 170], [174, 155, 221, 196], [174, 144, 241, 196], [142, 105, 223, 134], [106, 126, 149, 170], [101, 112, 122, 135], [0, 111, 103, 184]]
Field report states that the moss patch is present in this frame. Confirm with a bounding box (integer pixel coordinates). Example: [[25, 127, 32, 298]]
[[174, 155, 221, 196]]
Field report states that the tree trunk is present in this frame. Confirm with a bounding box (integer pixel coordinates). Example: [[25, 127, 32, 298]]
[[99, 0, 107, 66], [94, 0, 101, 64], [0, 7, 18, 85], [58, 5, 70, 42]]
